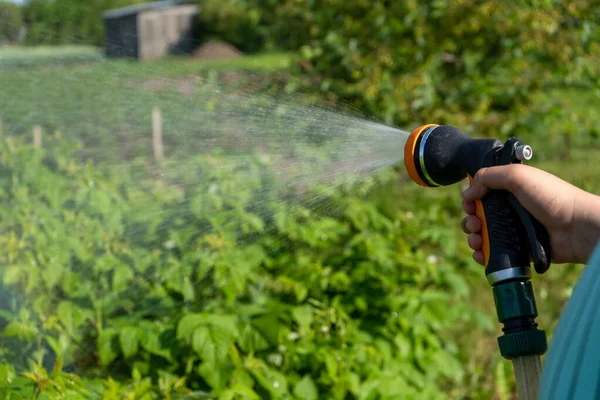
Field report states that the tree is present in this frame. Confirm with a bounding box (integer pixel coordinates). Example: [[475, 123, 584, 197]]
[[0, 1, 23, 43]]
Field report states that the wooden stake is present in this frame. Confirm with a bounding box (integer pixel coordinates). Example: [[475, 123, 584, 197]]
[[33, 126, 42, 148], [461, 177, 470, 192], [152, 107, 164, 162], [513, 355, 542, 400]]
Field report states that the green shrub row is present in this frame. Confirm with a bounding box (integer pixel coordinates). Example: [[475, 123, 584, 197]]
[[21, 0, 146, 46], [0, 1, 22, 43], [197, 0, 600, 140], [265, 1, 600, 134], [0, 131, 487, 398]]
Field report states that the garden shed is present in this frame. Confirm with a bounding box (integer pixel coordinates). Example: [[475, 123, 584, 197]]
[[104, 1, 199, 60]]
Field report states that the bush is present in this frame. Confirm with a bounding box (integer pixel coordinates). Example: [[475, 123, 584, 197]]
[[0, 1, 22, 43], [196, 0, 267, 53], [262, 1, 600, 136], [0, 132, 486, 398], [22, 0, 146, 46]]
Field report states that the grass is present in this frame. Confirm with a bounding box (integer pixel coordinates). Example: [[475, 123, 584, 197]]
[[0, 45, 104, 70], [0, 47, 295, 164], [182, 51, 292, 71]]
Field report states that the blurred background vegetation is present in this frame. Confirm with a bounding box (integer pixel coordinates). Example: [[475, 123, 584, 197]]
[[0, 0, 600, 398]]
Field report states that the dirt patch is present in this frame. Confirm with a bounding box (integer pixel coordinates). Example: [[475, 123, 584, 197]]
[[192, 41, 243, 60], [143, 77, 169, 92], [138, 75, 201, 98]]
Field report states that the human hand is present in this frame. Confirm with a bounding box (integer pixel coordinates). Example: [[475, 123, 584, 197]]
[[461, 164, 600, 265]]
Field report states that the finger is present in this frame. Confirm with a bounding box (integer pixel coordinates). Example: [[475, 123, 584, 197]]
[[462, 166, 519, 202], [462, 200, 476, 215], [461, 217, 469, 234], [465, 215, 482, 233], [468, 233, 482, 251], [473, 251, 485, 266]]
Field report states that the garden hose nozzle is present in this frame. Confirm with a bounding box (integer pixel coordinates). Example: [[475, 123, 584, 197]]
[[404, 124, 551, 360]]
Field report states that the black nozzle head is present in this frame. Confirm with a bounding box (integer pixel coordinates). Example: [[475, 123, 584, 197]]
[[405, 125, 502, 186]]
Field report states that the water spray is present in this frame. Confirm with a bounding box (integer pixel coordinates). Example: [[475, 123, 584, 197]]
[[404, 124, 552, 399]]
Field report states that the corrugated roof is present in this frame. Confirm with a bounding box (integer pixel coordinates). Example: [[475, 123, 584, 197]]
[[103, 0, 193, 19]]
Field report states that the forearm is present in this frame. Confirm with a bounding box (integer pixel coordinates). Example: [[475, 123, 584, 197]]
[[573, 192, 600, 264]]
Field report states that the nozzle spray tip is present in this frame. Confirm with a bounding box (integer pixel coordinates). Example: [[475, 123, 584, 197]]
[[516, 144, 533, 161]]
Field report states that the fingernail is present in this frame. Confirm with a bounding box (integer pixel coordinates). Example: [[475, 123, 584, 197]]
[[462, 187, 472, 198]]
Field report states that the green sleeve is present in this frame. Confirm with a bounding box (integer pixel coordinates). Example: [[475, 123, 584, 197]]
[[540, 243, 600, 399]]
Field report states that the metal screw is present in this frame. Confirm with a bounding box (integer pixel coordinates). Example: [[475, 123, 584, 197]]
[[515, 144, 533, 161]]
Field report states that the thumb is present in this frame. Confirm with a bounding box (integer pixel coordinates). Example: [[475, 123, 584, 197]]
[[462, 166, 518, 201]]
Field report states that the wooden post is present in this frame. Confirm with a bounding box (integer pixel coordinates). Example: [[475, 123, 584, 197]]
[[461, 177, 470, 192], [513, 355, 542, 400], [152, 107, 164, 162], [33, 126, 42, 148]]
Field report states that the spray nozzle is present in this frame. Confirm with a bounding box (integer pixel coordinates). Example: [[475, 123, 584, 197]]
[[404, 124, 550, 362]]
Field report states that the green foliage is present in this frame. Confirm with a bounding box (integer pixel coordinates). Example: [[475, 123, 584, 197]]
[[22, 0, 146, 46], [2, 1, 600, 397], [262, 0, 600, 136], [0, 132, 483, 398], [0, 1, 22, 43], [196, 0, 269, 53]]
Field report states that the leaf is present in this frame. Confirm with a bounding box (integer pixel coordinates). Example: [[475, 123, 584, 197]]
[[226, 383, 260, 400], [394, 333, 412, 359], [198, 360, 228, 391], [52, 354, 63, 376], [42, 261, 65, 289], [252, 314, 280, 345], [113, 264, 134, 291], [192, 326, 233, 368], [206, 315, 238, 338], [98, 329, 118, 366], [182, 278, 195, 301], [2, 321, 35, 341], [346, 372, 361, 396], [293, 375, 318, 400], [177, 313, 205, 339], [292, 306, 313, 335], [140, 331, 170, 360], [3, 265, 22, 285], [250, 363, 289, 397], [238, 323, 270, 353], [119, 326, 140, 359], [0, 364, 15, 384], [57, 301, 84, 333], [358, 379, 380, 400], [325, 354, 338, 379]]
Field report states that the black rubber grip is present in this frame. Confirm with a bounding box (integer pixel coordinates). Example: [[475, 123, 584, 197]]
[[481, 190, 531, 275]]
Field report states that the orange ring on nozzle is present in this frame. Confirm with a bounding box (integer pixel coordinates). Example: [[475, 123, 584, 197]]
[[404, 124, 438, 187]]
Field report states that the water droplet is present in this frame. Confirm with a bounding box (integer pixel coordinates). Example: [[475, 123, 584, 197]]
[[392, 312, 398, 318], [273, 382, 280, 388], [183, 277, 189, 282], [427, 255, 438, 264]]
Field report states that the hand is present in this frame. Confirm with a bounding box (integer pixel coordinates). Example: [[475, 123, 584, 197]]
[[461, 164, 600, 265]]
